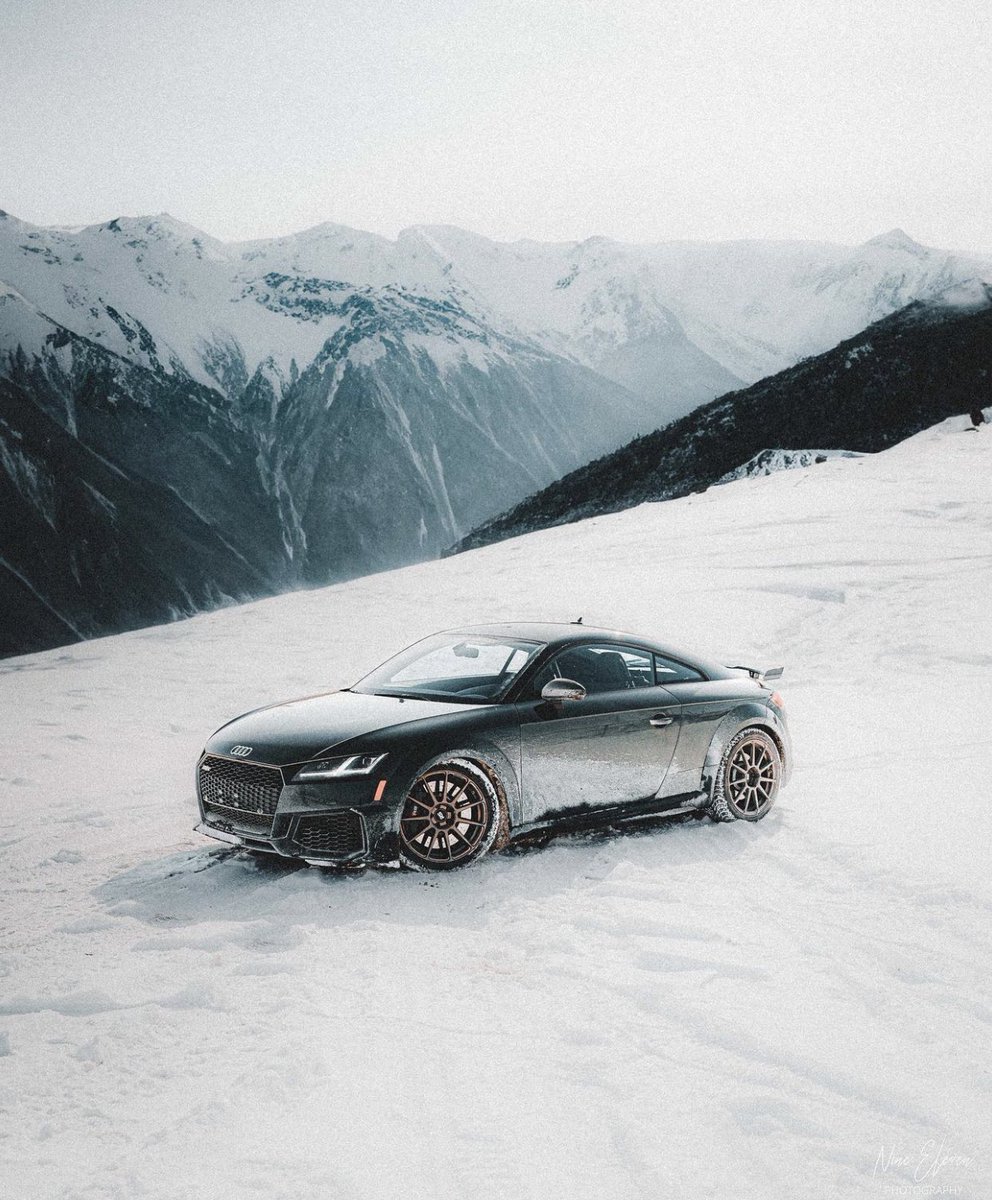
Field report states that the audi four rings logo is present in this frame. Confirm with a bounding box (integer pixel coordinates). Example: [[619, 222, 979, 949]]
[[229, 745, 253, 757]]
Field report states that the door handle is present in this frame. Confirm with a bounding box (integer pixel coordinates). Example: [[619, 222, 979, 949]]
[[649, 714, 674, 727]]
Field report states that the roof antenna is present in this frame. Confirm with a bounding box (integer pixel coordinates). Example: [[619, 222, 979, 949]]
[[573, 616, 583, 624]]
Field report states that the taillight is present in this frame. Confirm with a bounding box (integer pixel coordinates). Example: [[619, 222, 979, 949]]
[[769, 691, 785, 710]]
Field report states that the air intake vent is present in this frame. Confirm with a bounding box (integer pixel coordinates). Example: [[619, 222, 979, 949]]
[[295, 811, 366, 859], [202, 805, 274, 835]]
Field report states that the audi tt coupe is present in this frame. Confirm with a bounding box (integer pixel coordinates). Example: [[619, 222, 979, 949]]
[[194, 622, 791, 870]]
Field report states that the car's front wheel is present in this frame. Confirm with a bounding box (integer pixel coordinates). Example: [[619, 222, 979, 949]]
[[398, 759, 508, 871], [708, 728, 782, 823]]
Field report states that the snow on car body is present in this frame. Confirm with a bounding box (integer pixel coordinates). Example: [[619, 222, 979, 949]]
[[195, 622, 791, 870]]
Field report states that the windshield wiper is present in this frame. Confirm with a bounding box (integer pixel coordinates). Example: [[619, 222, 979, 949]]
[[373, 689, 491, 704]]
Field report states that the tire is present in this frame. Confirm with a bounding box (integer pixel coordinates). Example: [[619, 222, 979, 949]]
[[398, 758, 509, 871], [708, 728, 782, 823]]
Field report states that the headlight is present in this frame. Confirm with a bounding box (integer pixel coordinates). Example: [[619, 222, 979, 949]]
[[292, 753, 387, 781]]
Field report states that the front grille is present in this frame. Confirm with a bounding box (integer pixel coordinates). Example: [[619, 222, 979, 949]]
[[295, 811, 366, 859], [199, 756, 282, 835]]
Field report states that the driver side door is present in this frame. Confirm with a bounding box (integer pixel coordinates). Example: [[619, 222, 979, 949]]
[[513, 644, 682, 825]]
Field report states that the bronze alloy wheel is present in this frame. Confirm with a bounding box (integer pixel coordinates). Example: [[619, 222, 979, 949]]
[[399, 763, 499, 870], [726, 735, 777, 816], [709, 728, 782, 823]]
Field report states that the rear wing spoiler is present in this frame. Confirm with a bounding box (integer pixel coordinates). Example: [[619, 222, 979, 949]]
[[728, 665, 784, 684]]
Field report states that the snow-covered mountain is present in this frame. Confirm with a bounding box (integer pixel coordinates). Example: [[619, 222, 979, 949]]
[[2, 207, 990, 655], [4, 210, 988, 416], [0, 212, 655, 655], [716, 447, 863, 483], [353, 223, 992, 387], [3, 419, 989, 1199]]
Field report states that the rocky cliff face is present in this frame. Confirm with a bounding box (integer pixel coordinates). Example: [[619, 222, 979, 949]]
[[0, 221, 651, 656]]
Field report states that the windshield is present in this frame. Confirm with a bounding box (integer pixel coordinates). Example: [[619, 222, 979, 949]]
[[352, 633, 545, 703]]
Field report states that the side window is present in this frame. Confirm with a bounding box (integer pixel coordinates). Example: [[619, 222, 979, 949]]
[[531, 644, 655, 696], [654, 653, 705, 684], [615, 648, 654, 688]]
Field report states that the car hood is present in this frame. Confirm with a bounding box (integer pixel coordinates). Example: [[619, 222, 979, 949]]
[[204, 690, 488, 767]]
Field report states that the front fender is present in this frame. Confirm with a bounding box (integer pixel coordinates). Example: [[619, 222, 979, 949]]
[[379, 737, 523, 831]]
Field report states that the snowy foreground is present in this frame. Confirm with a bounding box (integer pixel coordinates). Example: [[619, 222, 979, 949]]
[[2, 419, 990, 1199]]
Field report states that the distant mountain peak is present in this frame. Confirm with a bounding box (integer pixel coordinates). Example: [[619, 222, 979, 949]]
[[294, 220, 390, 241], [79, 212, 217, 243], [863, 228, 926, 254]]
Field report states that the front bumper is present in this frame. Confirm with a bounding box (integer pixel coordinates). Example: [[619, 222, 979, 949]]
[[195, 753, 400, 865]]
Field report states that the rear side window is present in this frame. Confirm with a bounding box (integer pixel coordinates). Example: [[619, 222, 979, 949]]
[[616, 647, 654, 688], [654, 654, 705, 683]]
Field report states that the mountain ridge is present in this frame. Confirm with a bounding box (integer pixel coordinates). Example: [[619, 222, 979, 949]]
[[453, 287, 992, 553], [6, 208, 990, 386]]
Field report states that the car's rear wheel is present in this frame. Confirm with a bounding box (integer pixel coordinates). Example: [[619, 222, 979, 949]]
[[398, 759, 508, 871], [708, 728, 781, 823]]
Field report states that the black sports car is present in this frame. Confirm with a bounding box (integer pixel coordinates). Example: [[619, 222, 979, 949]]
[[195, 623, 791, 870]]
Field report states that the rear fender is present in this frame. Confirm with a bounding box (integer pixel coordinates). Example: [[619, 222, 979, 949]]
[[700, 703, 786, 800]]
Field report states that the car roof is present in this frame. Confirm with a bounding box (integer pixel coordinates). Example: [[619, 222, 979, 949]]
[[443, 622, 735, 679]]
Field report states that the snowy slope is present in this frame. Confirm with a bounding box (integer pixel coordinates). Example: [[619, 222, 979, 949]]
[[1, 417, 989, 1199]]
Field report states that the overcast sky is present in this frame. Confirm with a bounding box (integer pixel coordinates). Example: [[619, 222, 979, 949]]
[[1, 0, 989, 251]]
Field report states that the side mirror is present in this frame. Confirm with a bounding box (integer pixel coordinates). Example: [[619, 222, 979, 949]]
[[541, 678, 587, 703]]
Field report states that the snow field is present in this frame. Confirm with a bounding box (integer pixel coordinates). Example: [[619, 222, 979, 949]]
[[0, 418, 989, 1198]]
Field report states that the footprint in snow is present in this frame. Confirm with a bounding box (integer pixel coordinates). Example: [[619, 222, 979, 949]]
[[73, 1037, 102, 1064], [49, 849, 84, 865]]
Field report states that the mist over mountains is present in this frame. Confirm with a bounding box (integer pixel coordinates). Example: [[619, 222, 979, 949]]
[[1, 209, 989, 656], [455, 284, 992, 552]]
